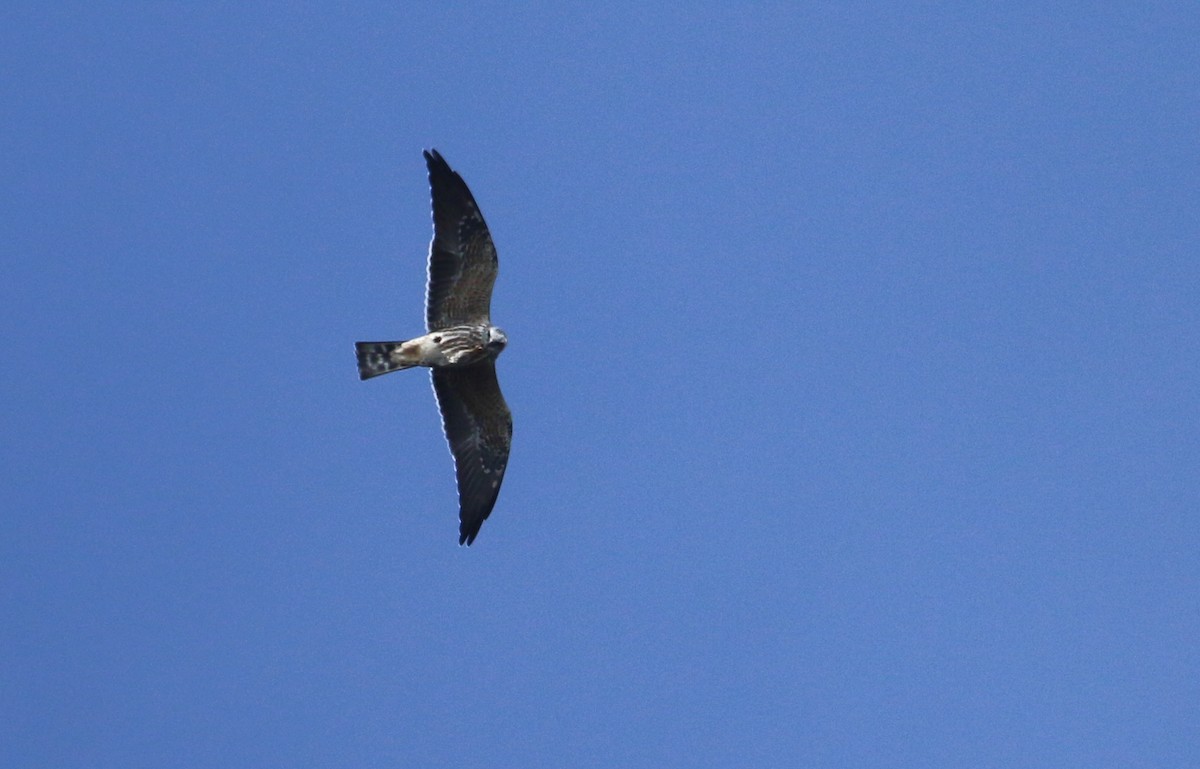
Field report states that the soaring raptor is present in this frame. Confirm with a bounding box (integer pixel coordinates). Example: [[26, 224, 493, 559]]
[[355, 150, 511, 545]]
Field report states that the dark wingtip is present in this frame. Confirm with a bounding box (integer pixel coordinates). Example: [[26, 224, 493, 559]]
[[425, 149, 461, 192], [424, 148, 447, 170], [459, 522, 481, 546]]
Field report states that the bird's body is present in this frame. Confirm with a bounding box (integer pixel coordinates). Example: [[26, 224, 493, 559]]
[[357, 325, 507, 375], [355, 150, 512, 546]]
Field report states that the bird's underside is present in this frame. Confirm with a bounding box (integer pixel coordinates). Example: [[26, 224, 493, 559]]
[[354, 149, 512, 546], [356, 326, 497, 378]]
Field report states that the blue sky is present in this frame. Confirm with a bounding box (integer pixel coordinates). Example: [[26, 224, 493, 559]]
[[2, 3, 1197, 767]]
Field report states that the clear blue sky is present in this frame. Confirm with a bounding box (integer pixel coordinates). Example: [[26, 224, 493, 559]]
[[3, 4, 1197, 767]]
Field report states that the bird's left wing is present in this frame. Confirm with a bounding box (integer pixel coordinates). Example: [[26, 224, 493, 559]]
[[431, 361, 512, 545], [424, 149, 498, 331]]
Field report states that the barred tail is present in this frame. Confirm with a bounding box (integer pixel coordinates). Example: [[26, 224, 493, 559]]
[[356, 341, 418, 380]]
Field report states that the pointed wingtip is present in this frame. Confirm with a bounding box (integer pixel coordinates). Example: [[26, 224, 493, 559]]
[[424, 148, 445, 169]]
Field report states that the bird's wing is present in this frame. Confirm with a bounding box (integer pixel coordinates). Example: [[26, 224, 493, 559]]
[[431, 362, 512, 545], [424, 150, 498, 331]]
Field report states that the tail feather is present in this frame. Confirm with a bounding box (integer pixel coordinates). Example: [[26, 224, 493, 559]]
[[356, 341, 418, 380]]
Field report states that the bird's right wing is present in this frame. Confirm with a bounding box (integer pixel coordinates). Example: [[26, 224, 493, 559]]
[[431, 361, 512, 545]]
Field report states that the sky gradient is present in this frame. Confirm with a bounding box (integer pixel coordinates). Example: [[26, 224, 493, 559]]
[[3, 4, 1198, 767]]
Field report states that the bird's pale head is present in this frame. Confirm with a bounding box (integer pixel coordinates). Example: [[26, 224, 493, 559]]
[[487, 326, 508, 355]]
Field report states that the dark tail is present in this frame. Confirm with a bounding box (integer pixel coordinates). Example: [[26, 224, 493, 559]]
[[356, 341, 418, 380]]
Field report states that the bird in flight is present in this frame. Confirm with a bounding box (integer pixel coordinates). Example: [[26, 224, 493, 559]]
[[356, 150, 512, 545]]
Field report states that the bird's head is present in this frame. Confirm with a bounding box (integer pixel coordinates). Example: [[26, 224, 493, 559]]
[[487, 326, 508, 356]]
